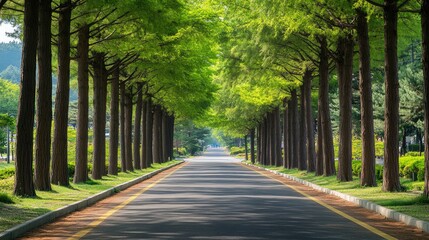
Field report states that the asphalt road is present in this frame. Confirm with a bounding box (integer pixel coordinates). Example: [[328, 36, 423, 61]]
[[79, 148, 388, 240]]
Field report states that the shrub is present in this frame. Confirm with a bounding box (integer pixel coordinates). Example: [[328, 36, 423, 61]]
[[351, 160, 383, 180], [399, 156, 424, 181], [229, 147, 245, 155], [405, 151, 423, 157], [0, 192, 13, 204], [0, 168, 15, 180]]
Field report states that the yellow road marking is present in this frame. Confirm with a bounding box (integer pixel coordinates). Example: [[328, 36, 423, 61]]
[[241, 164, 397, 240], [68, 162, 188, 240]]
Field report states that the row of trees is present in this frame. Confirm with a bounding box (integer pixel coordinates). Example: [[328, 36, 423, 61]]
[[6, 0, 218, 196], [209, 0, 429, 196]]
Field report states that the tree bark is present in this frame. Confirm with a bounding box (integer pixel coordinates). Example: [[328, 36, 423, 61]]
[[421, 0, 429, 197], [287, 100, 293, 169], [34, 0, 52, 190], [269, 112, 275, 166], [401, 126, 407, 156], [257, 124, 261, 164], [161, 110, 168, 162], [274, 107, 282, 167], [120, 82, 126, 172], [14, 0, 38, 196], [141, 98, 148, 168], [283, 99, 289, 168], [316, 109, 324, 176], [319, 37, 336, 176], [124, 88, 134, 171], [108, 64, 120, 175], [133, 84, 142, 169], [383, 0, 401, 192], [51, 0, 71, 186], [357, 8, 377, 187], [291, 89, 299, 169], [91, 52, 107, 179], [337, 36, 354, 182], [152, 105, 161, 164], [304, 69, 315, 172], [73, 24, 89, 183], [244, 135, 248, 161], [250, 128, 255, 164], [299, 84, 307, 170], [145, 99, 153, 166]]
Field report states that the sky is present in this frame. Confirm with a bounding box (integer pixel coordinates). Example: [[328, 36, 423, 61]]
[[0, 23, 18, 43]]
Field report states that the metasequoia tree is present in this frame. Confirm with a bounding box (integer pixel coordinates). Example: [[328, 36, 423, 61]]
[[14, 0, 39, 196]]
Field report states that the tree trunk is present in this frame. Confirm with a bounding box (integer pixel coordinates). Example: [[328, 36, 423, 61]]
[[120, 82, 126, 172], [244, 135, 248, 161], [91, 52, 107, 179], [141, 98, 148, 168], [316, 109, 324, 176], [250, 128, 255, 164], [6, 125, 10, 164], [401, 126, 407, 156], [161, 110, 168, 162], [421, 0, 429, 197], [319, 37, 336, 176], [274, 107, 282, 167], [269, 112, 275, 166], [299, 85, 307, 170], [291, 89, 299, 169], [288, 100, 293, 169], [383, 0, 401, 192], [257, 124, 261, 164], [337, 36, 354, 182], [304, 69, 315, 172], [73, 24, 89, 183], [51, 0, 71, 186], [108, 64, 120, 175], [34, 0, 52, 191], [357, 8, 377, 187], [124, 88, 133, 171], [261, 119, 266, 165], [14, 0, 38, 197], [145, 99, 153, 166], [283, 99, 289, 168], [152, 105, 161, 164], [133, 84, 142, 169]]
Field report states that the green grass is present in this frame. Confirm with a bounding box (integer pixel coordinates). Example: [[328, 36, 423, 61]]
[[248, 162, 429, 222], [0, 162, 14, 170], [0, 160, 180, 232]]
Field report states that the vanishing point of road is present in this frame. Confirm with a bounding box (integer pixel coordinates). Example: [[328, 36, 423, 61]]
[[22, 148, 429, 240]]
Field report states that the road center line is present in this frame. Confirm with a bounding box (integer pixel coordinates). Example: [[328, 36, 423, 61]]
[[241, 164, 397, 240], [67, 162, 188, 240]]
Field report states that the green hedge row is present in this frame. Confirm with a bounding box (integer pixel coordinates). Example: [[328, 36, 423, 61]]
[[230, 147, 245, 155], [350, 156, 425, 181]]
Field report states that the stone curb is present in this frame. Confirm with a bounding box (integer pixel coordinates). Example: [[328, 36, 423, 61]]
[[242, 162, 429, 233], [0, 161, 184, 240]]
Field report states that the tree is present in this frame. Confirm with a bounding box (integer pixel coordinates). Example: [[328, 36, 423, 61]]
[[51, 0, 72, 186], [34, 0, 52, 190], [14, 0, 38, 197]]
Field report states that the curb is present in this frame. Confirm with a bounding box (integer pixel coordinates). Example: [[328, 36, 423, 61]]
[[242, 162, 429, 233], [0, 161, 184, 240]]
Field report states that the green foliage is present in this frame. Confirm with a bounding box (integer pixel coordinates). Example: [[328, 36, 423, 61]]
[[334, 137, 384, 160], [229, 147, 245, 155], [399, 156, 425, 181], [0, 79, 19, 116], [0, 167, 14, 180], [0, 192, 14, 204]]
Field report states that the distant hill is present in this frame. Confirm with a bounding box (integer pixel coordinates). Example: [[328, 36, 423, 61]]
[[0, 65, 19, 84], [0, 42, 21, 70]]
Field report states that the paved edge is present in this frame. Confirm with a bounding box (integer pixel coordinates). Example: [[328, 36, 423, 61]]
[[0, 161, 185, 240], [242, 162, 429, 233]]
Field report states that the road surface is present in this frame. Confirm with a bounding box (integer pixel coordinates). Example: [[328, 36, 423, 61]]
[[22, 148, 427, 239]]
